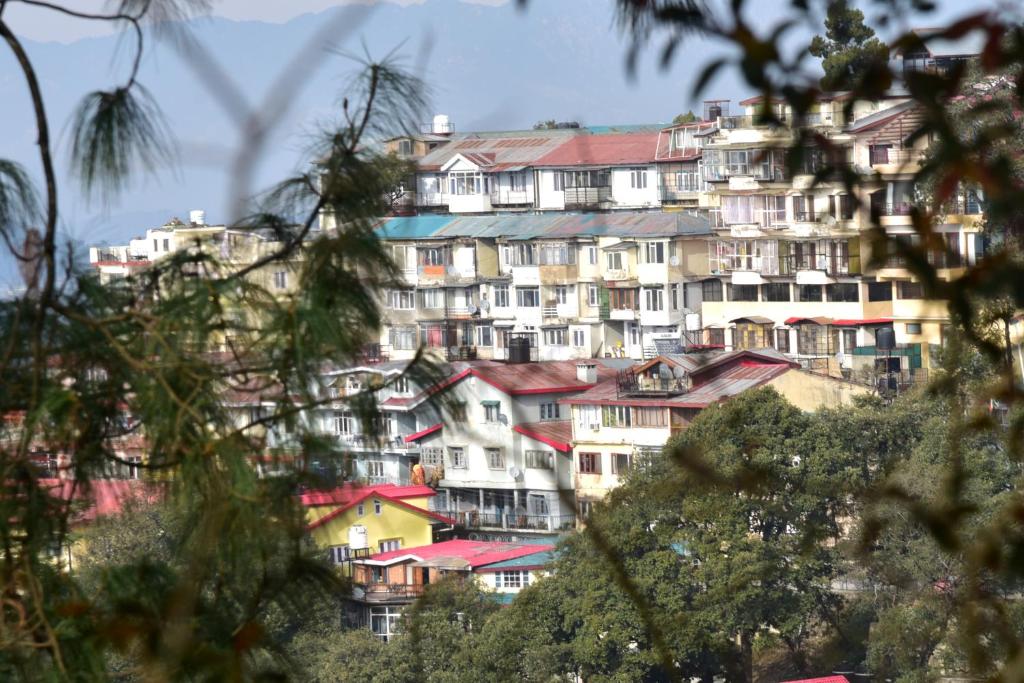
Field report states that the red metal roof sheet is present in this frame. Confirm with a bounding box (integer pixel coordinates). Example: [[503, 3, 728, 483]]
[[780, 677, 850, 683], [405, 423, 442, 443], [363, 539, 554, 569], [39, 479, 163, 524], [299, 483, 435, 507], [534, 132, 660, 166], [785, 316, 833, 326], [513, 421, 573, 452], [305, 486, 451, 530], [831, 318, 893, 326]]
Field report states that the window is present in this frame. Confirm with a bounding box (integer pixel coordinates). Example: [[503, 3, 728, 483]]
[[393, 377, 410, 394], [373, 499, 383, 515], [483, 401, 500, 423], [841, 329, 857, 353], [630, 167, 648, 189], [602, 405, 631, 428], [516, 287, 540, 307], [494, 570, 530, 588], [839, 193, 855, 220], [572, 328, 586, 347], [554, 285, 569, 304], [525, 450, 553, 469], [419, 288, 444, 308], [333, 411, 354, 435], [611, 452, 634, 475], [609, 288, 638, 310], [706, 328, 726, 346], [448, 447, 466, 469], [728, 284, 758, 302], [586, 284, 599, 307], [476, 325, 493, 347], [389, 326, 417, 351], [509, 171, 525, 192], [419, 247, 447, 266], [644, 241, 665, 263], [633, 407, 667, 427], [586, 246, 598, 264], [578, 499, 594, 520], [162, 238, 169, 251], [397, 139, 413, 155], [797, 284, 823, 302], [513, 243, 537, 265], [529, 494, 549, 515], [826, 283, 859, 302], [494, 284, 509, 308], [897, 280, 924, 299], [544, 328, 567, 346], [579, 452, 602, 474], [906, 322, 922, 334], [387, 288, 415, 309], [357, 503, 365, 516], [762, 283, 790, 301], [449, 170, 485, 195], [378, 539, 400, 553], [606, 251, 624, 271], [540, 243, 576, 265], [702, 279, 723, 302], [643, 287, 665, 311], [540, 402, 560, 420], [273, 271, 288, 289], [486, 448, 504, 470], [670, 284, 680, 310], [422, 447, 443, 466], [775, 329, 790, 353], [370, 606, 402, 641], [366, 461, 384, 479], [867, 281, 893, 302], [328, 545, 350, 565]]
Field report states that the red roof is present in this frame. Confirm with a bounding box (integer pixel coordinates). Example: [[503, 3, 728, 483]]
[[362, 539, 554, 569], [534, 132, 660, 166], [513, 421, 573, 452], [785, 316, 833, 326], [299, 483, 435, 507], [780, 677, 850, 683], [405, 423, 442, 443], [39, 478, 163, 524], [303, 484, 452, 531]]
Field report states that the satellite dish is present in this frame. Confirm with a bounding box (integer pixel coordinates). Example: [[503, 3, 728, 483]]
[[508, 466, 523, 481], [673, 366, 687, 379], [479, 299, 490, 313], [467, 304, 478, 315], [658, 365, 672, 379]]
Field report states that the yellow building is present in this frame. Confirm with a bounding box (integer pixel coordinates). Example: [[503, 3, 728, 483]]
[[301, 484, 453, 566]]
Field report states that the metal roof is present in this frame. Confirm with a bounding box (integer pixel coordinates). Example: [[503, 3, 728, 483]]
[[533, 132, 661, 167], [377, 212, 712, 241]]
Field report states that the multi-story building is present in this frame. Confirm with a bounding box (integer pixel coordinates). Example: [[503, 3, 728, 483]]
[[562, 350, 870, 510], [376, 212, 713, 363]]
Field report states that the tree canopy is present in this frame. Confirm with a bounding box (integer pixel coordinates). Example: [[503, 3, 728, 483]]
[[808, 1, 889, 91]]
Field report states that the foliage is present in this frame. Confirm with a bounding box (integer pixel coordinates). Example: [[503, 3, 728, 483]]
[[808, 1, 889, 91], [671, 110, 698, 124]]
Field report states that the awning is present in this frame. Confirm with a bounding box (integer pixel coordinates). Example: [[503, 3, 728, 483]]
[[785, 316, 832, 326], [831, 318, 893, 326], [602, 241, 638, 251], [404, 423, 442, 443], [730, 315, 774, 325]]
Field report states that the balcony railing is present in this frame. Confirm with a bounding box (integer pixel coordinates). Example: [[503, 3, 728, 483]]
[[563, 186, 611, 207], [416, 193, 447, 207], [941, 197, 983, 215], [714, 254, 781, 276], [718, 115, 786, 130], [875, 202, 914, 216], [359, 582, 426, 602], [439, 509, 576, 532], [92, 248, 147, 264], [659, 184, 701, 201], [871, 147, 919, 166], [702, 165, 788, 183], [490, 189, 530, 205], [781, 253, 856, 276]]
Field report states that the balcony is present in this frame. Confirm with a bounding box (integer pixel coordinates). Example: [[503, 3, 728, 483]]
[[870, 147, 920, 168], [659, 184, 700, 202], [609, 306, 638, 321], [563, 186, 611, 209], [358, 582, 426, 603], [490, 189, 531, 206], [416, 192, 447, 207], [616, 369, 687, 397], [717, 115, 786, 130], [439, 509, 576, 532], [781, 253, 857, 278], [874, 202, 913, 217]]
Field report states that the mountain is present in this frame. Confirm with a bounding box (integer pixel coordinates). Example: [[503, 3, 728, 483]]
[[0, 0, 766, 285]]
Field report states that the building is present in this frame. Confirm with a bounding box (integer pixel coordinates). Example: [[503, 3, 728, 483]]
[[348, 539, 554, 639], [373, 212, 713, 363], [300, 483, 453, 570], [562, 350, 870, 508]]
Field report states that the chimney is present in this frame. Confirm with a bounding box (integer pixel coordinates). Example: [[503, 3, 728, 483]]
[[576, 361, 597, 384]]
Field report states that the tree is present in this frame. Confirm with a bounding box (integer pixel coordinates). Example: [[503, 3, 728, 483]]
[[808, 1, 889, 91], [672, 110, 698, 124], [0, 0, 441, 678]]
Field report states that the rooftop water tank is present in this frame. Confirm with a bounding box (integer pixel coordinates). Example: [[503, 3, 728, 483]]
[[189, 209, 206, 226], [432, 114, 451, 134], [348, 524, 368, 551]]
